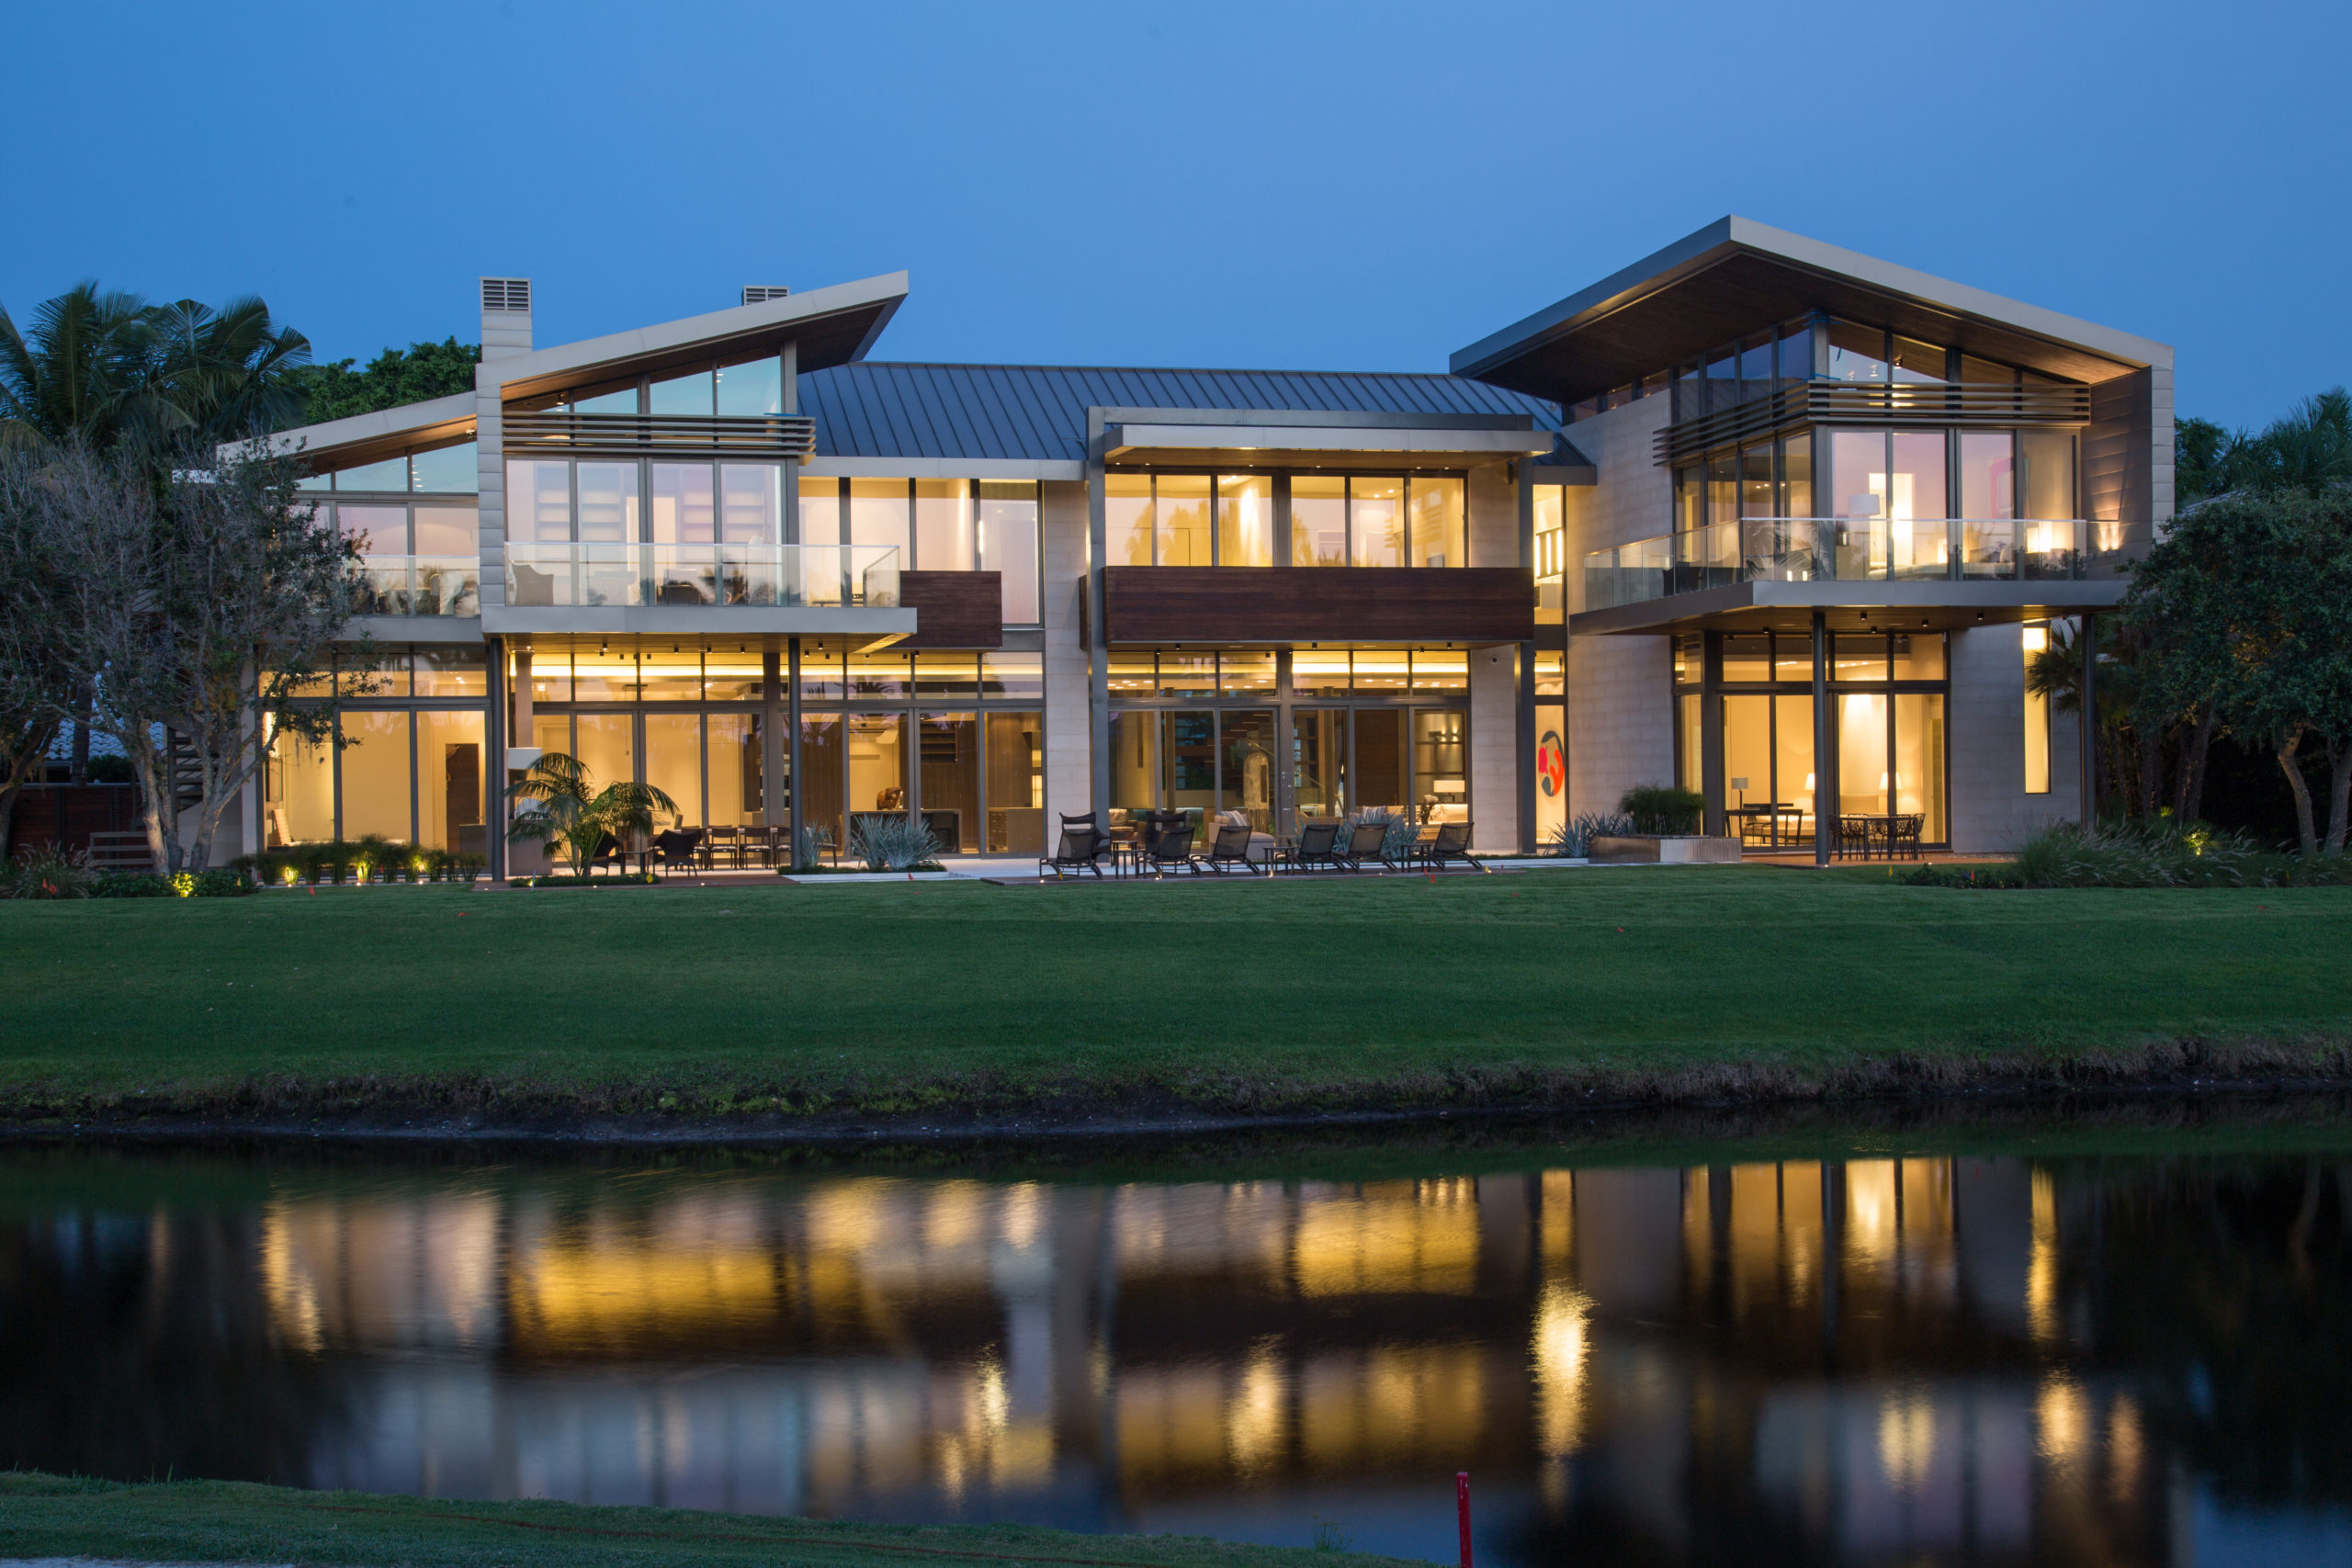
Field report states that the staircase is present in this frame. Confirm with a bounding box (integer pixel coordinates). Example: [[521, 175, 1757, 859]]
[[164, 729, 203, 814]]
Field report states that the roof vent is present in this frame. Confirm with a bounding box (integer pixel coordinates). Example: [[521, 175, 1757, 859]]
[[481, 277, 532, 313], [741, 286, 790, 306]]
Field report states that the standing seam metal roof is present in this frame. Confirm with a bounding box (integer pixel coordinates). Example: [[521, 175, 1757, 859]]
[[800, 363, 1562, 464]]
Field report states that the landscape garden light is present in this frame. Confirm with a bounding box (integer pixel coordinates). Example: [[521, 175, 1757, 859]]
[[170, 873, 195, 897]]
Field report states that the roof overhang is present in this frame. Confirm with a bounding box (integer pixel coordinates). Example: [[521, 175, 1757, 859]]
[[1569, 578, 2129, 637], [251, 390, 476, 473], [1453, 217, 2172, 407], [488, 272, 908, 405]]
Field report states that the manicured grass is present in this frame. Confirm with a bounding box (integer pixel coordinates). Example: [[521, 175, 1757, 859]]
[[3, 867, 2350, 1121], [0, 1472, 1401, 1568]]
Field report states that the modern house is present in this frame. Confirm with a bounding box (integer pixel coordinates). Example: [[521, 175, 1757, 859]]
[[244, 217, 2169, 874]]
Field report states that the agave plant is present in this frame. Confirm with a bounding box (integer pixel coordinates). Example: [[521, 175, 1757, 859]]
[[1549, 811, 1635, 858], [848, 815, 941, 873], [506, 751, 678, 879]]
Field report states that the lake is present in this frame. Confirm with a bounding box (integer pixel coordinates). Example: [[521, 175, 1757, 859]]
[[6, 1101, 2351, 1565]]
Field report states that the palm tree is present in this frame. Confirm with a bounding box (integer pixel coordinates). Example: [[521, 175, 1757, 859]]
[[505, 752, 679, 878], [145, 296, 313, 442], [0, 283, 155, 451]]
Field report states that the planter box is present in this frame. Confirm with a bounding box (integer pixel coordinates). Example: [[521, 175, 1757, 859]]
[[1589, 834, 1742, 865]]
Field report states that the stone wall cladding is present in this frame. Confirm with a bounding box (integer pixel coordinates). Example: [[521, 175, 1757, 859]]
[[1469, 643, 1519, 850], [1039, 480, 1091, 826], [1560, 393, 1677, 818]]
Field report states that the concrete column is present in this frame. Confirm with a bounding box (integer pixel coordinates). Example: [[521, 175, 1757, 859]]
[[1812, 611, 1830, 866], [1469, 643, 1520, 852]]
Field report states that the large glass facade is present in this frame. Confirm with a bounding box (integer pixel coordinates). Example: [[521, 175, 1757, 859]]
[[1114, 472, 1474, 569], [264, 653, 486, 853]]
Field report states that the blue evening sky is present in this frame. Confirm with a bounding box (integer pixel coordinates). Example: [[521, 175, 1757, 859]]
[[6, 0, 2342, 430]]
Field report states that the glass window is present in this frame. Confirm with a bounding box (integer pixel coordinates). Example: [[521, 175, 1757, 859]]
[[1834, 634, 1887, 682], [983, 719, 1039, 851], [337, 456, 408, 492], [708, 712, 763, 827], [649, 368, 714, 416], [1774, 633, 1815, 683], [1108, 711, 1159, 819], [1780, 434, 1812, 518], [1707, 453, 1737, 526], [2019, 430, 2075, 520], [797, 643, 845, 701], [719, 465, 780, 545], [1292, 649, 1350, 697], [1892, 633, 1946, 682], [1825, 322, 1888, 383], [337, 503, 405, 556], [1352, 648, 1408, 694], [1293, 709, 1348, 822], [1355, 709, 1408, 814], [916, 479, 974, 570], [410, 443, 477, 494], [1722, 635, 1769, 682], [1108, 473, 1152, 567], [1156, 475, 1211, 567], [298, 470, 331, 493], [1164, 713, 1216, 818], [1738, 448, 1775, 518], [1350, 478, 1403, 568], [1534, 650, 1564, 698], [414, 710, 485, 855], [1411, 649, 1467, 693], [1106, 650, 1156, 699], [1829, 431, 1884, 525], [978, 481, 1040, 624], [526, 649, 570, 705], [261, 729, 328, 850], [1158, 652, 1214, 697], [2022, 625, 2052, 795], [714, 356, 783, 417], [847, 650, 908, 699], [981, 650, 1043, 700], [1894, 692, 1947, 841], [1837, 694, 1889, 817], [1738, 335, 1774, 395], [1891, 336, 1947, 384], [918, 713, 978, 852], [798, 713, 842, 848], [1409, 476, 1464, 568], [846, 713, 906, 815], [914, 652, 976, 698], [1770, 693, 1815, 819], [1219, 649, 1275, 696], [339, 711, 413, 841], [1412, 710, 1469, 823], [849, 479, 910, 556], [704, 649, 763, 701], [341, 651, 409, 697], [571, 382, 639, 415], [532, 713, 570, 764], [1724, 694, 1770, 813], [1676, 466, 1704, 531], [1677, 693, 1702, 795], [639, 647, 701, 701], [644, 713, 702, 828], [1533, 701, 1566, 845], [1532, 485, 1565, 578], [1293, 475, 1345, 566], [798, 476, 842, 547], [571, 648, 639, 703], [1222, 710, 1278, 831], [1705, 349, 1740, 413], [415, 648, 486, 697], [575, 463, 639, 544], [1216, 475, 1273, 568], [413, 505, 476, 556], [1778, 321, 1816, 386], [650, 464, 714, 544], [1673, 635, 1697, 684], [1889, 430, 1949, 577]]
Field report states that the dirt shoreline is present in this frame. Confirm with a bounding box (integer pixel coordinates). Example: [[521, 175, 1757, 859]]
[[6, 1040, 2349, 1147]]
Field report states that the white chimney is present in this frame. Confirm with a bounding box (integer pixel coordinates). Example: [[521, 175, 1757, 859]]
[[741, 286, 789, 306], [481, 277, 533, 361]]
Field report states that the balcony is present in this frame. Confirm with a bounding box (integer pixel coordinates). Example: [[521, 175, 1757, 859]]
[[503, 543, 899, 610], [1584, 519, 2121, 613], [354, 557, 481, 616], [1651, 380, 2092, 466]]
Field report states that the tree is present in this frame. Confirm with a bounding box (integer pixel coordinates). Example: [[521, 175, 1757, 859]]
[[0, 284, 156, 453], [287, 339, 480, 427], [0, 444, 364, 873], [0, 458, 67, 858], [505, 752, 677, 879]]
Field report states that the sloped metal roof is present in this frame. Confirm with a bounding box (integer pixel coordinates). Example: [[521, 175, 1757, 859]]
[[800, 362, 1562, 464]]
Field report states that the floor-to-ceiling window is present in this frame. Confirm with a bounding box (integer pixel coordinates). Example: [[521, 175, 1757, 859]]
[[263, 647, 489, 854]]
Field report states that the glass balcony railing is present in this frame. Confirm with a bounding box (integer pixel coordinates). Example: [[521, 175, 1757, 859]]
[[502, 544, 901, 611], [355, 557, 481, 616], [1582, 519, 2118, 612]]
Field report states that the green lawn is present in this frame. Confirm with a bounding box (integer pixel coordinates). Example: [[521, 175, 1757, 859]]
[[3, 867, 2348, 1122], [0, 1472, 1403, 1568]]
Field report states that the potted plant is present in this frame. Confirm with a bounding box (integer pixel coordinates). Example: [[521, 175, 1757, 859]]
[[1589, 785, 1741, 863]]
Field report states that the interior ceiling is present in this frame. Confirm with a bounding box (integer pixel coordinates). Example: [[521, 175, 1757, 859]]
[[1474, 249, 2138, 407]]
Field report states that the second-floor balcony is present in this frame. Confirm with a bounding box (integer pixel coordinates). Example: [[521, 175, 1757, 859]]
[[503, 543, 900, 611], [355, 557, 481, 617], [1584, 519, 2121, 612]]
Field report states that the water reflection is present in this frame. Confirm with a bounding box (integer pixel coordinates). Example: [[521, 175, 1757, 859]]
[[3, 1137, 2348, 1566]]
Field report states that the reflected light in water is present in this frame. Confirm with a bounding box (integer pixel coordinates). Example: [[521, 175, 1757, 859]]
[[1533, 1283, 1591, 1457], [1878, 1391, 1939, 1492]]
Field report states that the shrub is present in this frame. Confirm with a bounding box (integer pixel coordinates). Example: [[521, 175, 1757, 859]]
[[525, 871, 658, 886], [90, 873, 172, 897], [1984, 820, 2352, 888], [849, 815, 942, 872], [84, 756, 135, 784], [1619, 784, 1705, 836], [3, 843, 96, 899], [1895, 863, 2030, 888], [1549, 811, 1634, 858], [192, 868, 256, 897]]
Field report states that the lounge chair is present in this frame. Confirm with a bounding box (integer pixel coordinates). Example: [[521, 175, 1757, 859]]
[[1141, 814, 1199, 875], [1421, 820, 1487, 873], [1056, 812, 1120, 874], [1334, 820, 1388, 873], [1273, 819, 1341, 874], [1040, 822, 1109, 878], [1200, 820, 1262, 875]]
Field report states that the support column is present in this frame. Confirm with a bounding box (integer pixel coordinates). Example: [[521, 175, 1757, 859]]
[[2078, 613, 2098, 825], [488, 637, 510, 882], [763, 646, 786, 841], [1700, 629, 1724, 838], [1812, 611, 1830, 867], [1517, 637, 1537, 854], [786, 638, 804, 863], [1085, 433, 1110, 819]]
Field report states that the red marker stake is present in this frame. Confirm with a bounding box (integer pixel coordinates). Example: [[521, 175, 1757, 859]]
[[1456, 1472, 1473, 1568]]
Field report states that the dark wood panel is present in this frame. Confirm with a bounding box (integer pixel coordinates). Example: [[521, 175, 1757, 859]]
[[901, 570, 1003, 649], [1102, 567, 1533, 645]]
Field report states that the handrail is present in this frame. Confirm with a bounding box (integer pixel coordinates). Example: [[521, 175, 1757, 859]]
[[1651, 379, 2093, 467], [1581, 519, 2120, 612], [502, 542, 900, 609], [354, 556, 481, 616]]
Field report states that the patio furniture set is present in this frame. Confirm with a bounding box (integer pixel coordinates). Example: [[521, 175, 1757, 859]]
[[1040, 813, 1487, 879], [1730, 806, 1928, 860]]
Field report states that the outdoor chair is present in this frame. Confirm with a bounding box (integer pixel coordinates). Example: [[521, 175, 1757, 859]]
[[1377, 824, 1429, 874], [1200, 820, 1263, 875], [1057, 812, 1120, 873], [1421, 820, 1487, 873], [1273, 819, 1341, 874], [706, 825, 744, 869], [650, 828, 704, 875], [1141, 815, 1199, 875], [1836, 816, 1873, 860], [1334, 820, 1389, 873], [1040, 823, 1110, 879], [1893, 813, 1925, 860]]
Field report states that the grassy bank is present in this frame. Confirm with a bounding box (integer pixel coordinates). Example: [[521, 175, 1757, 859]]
[[3, 868, 2349, 1128], [0, 1472, 1397, 1567]]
